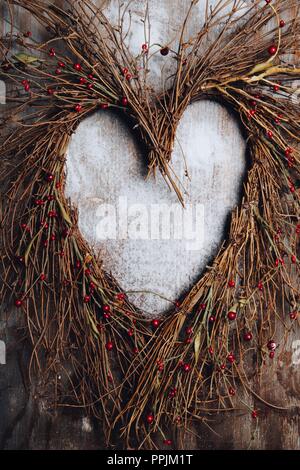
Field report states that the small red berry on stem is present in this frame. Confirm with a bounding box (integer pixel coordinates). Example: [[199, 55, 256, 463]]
[[75, 104, 82, 112], [121, 96, 128, 106], [49, 48, 55, 57], [227, 353, 235, 364], [163, 439, 172, 446], [15, 299, 23, 308], [252, 410, 258, 419], [142, 43, 148, 52], [183, 363, 191, 372], [290, 311, 297, 320], [146, 414, 154, 424], [279, 20, 285, 28], [73, 63, 82, 71], [103, 305, 110, 312], [267, 340, 277, 351], [84, 295, 91, 303], [227, 311, 237, 321], [160, 46, 169, 56], [228, 279, 235, 288], [268, 45, 277, 56], [229, 387, 235, 396], [244, 331, 253, 342]]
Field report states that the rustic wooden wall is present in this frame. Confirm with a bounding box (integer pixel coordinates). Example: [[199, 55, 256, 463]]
[[0, 0, 299, 450]]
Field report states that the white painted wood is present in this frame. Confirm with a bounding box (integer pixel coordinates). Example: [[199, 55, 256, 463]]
[[65, 0, 246, 315]]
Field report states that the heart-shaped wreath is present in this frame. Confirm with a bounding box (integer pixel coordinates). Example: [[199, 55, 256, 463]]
[[0, 0, 299, 449]]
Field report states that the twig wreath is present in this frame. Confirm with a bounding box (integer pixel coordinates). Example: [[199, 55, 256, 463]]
[[0, 0, 299, 449]]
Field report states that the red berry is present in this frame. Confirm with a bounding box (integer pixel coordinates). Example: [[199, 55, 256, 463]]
[[252, 410, 258, 419], [229, 387, 235, 396], [163, 439, 172, 446], [125, 73, 132, 81], [127, 328, 134, 337], [269, 351, 275, 359], [105, 341, 113, 351], [121, 96, 128, 106], [50, 233, 56, 241], [227, 311, 237, 321], [40, 273, 46, 281], [47, 88, 54, 95], [279, 20, 285, 28], [100, 103, 109, 109], [152, 319, 160, 328], [75, 104, 82, 112], [73, 63, 82, 71], [209, 315, 216, 323], [103, 313, 110, 320], [46, 173, 54, 182], [290, 311, 297, 320], [257, 281, 263, 291], [84, 295, 91, 303], [24, 83, 30, 92], [122, 67, 128, 75], [273, 84, 280, 92], [160, 47, 169, 56], [244, 332, 253, 342], [133, 347, 139, 354], [79, 77, 87, 84], [142, 43, 148, 52], [103, 305, 110, 312], [116, 293, 125, 301], [290, 184, 295, 193], [267, 340, 276, 351], [186, 327, 193, 335], [228, 279, 235, 288], [48, 210, 57, 218], [49, 48, 55, 57], [292, 255, 297, 264], [268, 45, 277, 56], [55, 68, 62, 75], [227, 353, 235, 364], [220, 364, 226, 370], [267, 130, 273, 139], [199, 303, 206, 310], [87, 83, 93, 90], [24, 31, 32, 37], [88, 74, 96, 80], [146, 414, 154, 424], [183, 363, 191, 372], [57, 61, 65, 68], [15, 299, 23, 308]]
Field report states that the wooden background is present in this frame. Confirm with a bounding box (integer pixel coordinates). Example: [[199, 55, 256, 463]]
[[0, 0, 299, 450]]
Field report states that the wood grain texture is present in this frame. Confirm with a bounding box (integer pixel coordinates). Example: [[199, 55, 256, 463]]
[[0, 0, 299, 450]]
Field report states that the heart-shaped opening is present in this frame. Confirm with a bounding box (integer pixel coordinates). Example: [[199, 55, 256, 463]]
[[66, 99, 246, 315]]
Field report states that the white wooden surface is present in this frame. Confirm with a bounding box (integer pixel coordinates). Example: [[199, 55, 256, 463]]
[[65, 0, 246, 315]]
